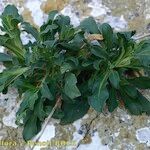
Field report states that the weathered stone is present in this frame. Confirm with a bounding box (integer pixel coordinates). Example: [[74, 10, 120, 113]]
[[0, 1, 150, 150], [41, 0, 69, 13]]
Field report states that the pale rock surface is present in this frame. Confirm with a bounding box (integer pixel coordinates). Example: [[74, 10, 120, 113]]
[[0, 1, 149, 150]]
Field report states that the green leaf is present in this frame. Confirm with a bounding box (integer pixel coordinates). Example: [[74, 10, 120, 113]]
[[1, 5, 23, 22], [93, 60, 102, 70], [0, 67, 29, 92], [60, 25, 75, 41], [43, 40, 56, 48], [121, 92, 142, 115], [107, 87, 118, 112], [80, 17, 99, 34], [0, 53, 12, 62], [2, 67, 28, 77], [40, 24, 58, 35], [60, 99, 89, 125], [34, 99, 46, 121], [66, 57, 79, 66], [23, 115, 41, 141], [88, 72, 110, 112], [121, 84, 138, 98], [128, 77, 150, 89], [25, 91, 38, 110], [100, 23, 113, 49], [109, 70, 120, 89], [41, 82, 54, 100], [0, 35, 10, 45], [60, 62, 72, 74], [64, 73, 81, 99], [13, 79, 36, 92], [61, 92, 76, 103], [17, 90, 38, 115], [0, 5, 25, 60], [134, 41, 150, 67], [60, 57, 78, 73], [0, 85, 5, 92], [117, 31, 136, 42], [137, 92, 150, 115], [59, 42, 80, 51], [21, 22, 40, 41], [55, 15, 70, 26], [47, 10, 58, 21], [120, 90, 150, 115], [91, 45, 108, 59], [0, 35, 25, 60], [88, 86, 109, 112], [82, 60, 93, 67]]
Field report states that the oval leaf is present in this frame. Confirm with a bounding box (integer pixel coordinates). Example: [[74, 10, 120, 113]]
[[64, 73, 81, 99], [0, 53, 12, 62], [109, 70, 120, 89]]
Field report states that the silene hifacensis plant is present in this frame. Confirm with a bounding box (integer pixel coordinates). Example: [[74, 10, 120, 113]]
[[0, 5, 150, 141]]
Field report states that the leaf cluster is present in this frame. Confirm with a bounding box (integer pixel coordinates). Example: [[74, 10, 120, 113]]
[[0, 5, 150, 141]]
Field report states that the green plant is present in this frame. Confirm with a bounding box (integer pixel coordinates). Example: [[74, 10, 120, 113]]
[[0, 5, 150, 141]]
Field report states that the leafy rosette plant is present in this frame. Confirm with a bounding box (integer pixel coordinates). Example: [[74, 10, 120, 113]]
[[0, 5, 150, 141], [79, 17, 150, 114]]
